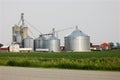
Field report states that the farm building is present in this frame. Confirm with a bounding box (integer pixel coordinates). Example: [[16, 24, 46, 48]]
[[0, 46, 9, 52], [0, 44, 19, 52], [100, 43, 111, 50]]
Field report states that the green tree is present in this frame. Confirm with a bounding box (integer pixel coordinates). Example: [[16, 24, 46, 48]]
[[0, 43, 3, 47], [109, 42, 114, 49], [116, 42, 120, 49]]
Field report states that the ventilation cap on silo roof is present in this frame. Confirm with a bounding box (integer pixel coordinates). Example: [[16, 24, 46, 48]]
[[68, 26, 88, 37]]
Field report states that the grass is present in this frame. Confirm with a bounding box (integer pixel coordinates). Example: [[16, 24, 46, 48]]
[[0, 50, 120, 71]]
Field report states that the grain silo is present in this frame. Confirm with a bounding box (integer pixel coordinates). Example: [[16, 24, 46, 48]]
[[22, 36, 34, 50], [46, 35, 60, 52], [12, 25, 20, 42], [64, 37, 71, 51], [34, 35, 46, 50], [64, 26, 90, 52], [12, 13, 29, 46], [16, 33, 22, 44]]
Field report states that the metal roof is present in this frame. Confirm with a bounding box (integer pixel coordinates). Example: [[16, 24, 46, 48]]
[[48, 35, 59, 40], [0, 46, 9, 48], [67, 28, 88, 37], [35, 35, 46, 40]]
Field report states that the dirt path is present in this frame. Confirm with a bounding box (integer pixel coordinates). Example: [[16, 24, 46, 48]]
[[0, 66, 120, 80]]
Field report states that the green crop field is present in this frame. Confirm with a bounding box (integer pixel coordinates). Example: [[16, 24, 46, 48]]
[[0, 50, 120, 71]]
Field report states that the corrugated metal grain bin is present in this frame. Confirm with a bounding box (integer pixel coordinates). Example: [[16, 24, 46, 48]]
[[64, 27, 90, 52], [46, 35, 60, 52], [22, 36, 34, 50], [34, 35, 46, 50]]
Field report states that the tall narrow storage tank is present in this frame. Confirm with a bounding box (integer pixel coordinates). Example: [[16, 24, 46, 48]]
[[46, 35, 60, 52], [64, 27, 90, 52], [16, 33, 22, 44], [23, 36, 34, 50]]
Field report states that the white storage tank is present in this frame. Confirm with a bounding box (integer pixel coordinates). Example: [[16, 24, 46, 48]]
[[46, 35, 60, 52], [22, 36, 34, 50], [9, 44, 19, 52], [34, 35, 46, 50], [64, 27, 90, 52]]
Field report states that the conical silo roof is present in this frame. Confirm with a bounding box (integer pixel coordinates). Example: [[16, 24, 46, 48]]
[[35, 35, 46, 40], [67, 26, 88, 37], [48, 35, 59, 40]]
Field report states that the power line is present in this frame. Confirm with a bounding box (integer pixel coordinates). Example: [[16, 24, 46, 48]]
[[24, 19, 42, 34], [28, 28, 36, 38]]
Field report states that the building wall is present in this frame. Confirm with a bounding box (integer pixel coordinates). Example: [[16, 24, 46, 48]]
[[0, 47, 9, 52], [9, 44, 19, 52]]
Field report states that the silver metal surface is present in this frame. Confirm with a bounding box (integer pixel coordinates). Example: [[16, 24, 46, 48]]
[[34, 35, 46, 50], [64, 37, 71, 51], [64, 28, 90, 52], [16, 34, 22, 44], [23, 36, 34, 50], [46, 35, 60, 52]]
